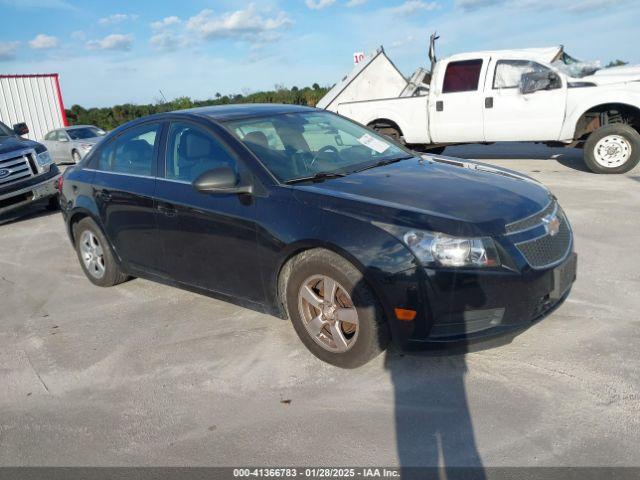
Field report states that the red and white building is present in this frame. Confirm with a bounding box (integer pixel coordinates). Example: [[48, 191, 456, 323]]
[[0, 73, 68, 142]]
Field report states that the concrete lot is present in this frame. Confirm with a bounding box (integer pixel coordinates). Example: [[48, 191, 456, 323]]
[[1, 145, 639, 467]]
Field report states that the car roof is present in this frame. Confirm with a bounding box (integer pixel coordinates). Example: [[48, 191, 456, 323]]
[[179, 103, 317, 121], [444, 46, 562, 65], [65, 125, 98, 130]]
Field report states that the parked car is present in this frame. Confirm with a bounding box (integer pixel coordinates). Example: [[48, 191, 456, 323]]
[[319, 37, 640, 174], [59, 104, 576, 367], [42, 125, 106, 164], [0, 120, 60, 218]]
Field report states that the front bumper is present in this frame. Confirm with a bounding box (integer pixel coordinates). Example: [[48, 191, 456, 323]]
[[386, 252, 577, 349], [0, 166, 60, 215]]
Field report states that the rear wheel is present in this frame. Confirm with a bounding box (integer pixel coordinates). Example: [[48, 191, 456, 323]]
[[284, 249, 389, 368], [73, 217, 128, 287], [584, 124, 640, 174]]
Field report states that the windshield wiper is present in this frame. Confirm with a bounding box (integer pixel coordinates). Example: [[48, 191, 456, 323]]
[[351, 155, 414, 173], [284, 171, 347, 185]]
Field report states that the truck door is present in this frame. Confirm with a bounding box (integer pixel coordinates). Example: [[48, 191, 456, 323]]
[[483, 59, 567, 141], [429, 57, 487, 143]]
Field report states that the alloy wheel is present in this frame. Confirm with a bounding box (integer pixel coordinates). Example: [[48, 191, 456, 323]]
[[80, 230, 106, 279], [297, 275, 359, 353]]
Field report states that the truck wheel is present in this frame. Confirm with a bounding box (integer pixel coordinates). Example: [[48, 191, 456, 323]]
[[73, 217, 128, 287], [284, 249, 390, 368], [372, 125, 401, 142], [584, 124, 640, 174]]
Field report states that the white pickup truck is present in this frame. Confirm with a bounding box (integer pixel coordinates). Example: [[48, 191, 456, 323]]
[[317, 39, 640, 174]]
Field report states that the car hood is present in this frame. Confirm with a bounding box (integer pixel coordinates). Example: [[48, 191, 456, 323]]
[[0, 135, 41, 156], [293, 156, 553, 237], [578, 68, 640, 86]]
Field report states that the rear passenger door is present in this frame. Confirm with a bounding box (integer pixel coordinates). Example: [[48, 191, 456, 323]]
[[429, 57, 488, 143], [91, 121, 165, 273], [154, 120, 264, 302]]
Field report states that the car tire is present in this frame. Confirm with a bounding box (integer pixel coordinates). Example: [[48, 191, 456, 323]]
[[73, 217, 128, 287], [584, 124, 640, 174], [72, 150, 81, 164], [284, 249, 390, 368]]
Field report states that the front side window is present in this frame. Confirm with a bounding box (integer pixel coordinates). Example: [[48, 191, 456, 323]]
[[493, 60, 560, 89], [97, 122, 160, 176], [442, 59, 483, 93], [165, 122, 238, 183], [225, 111, 410, 183]]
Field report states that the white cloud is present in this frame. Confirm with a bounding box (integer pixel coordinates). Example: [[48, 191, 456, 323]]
[[86, 34, 133, 51], [345, 0, 367, 6], [150, 16, 181, 30], [186, 4, 292, 41], [98, 13, 138, 26], [455, 0, 629, 10], [305, 0, 336, 9], [390, 0, 439, 14], [28, 34, 59, 50], [150, 32, 188, 50], [0, 41, 19, 61]]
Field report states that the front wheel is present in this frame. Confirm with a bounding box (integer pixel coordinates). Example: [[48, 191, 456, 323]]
[[72, 150, 82, 164], [285, 249, 390, 368], [584, 124, 640, 174]]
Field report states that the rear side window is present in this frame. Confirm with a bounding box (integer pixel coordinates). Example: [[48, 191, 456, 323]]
[[96, 123, 161, 176], [44, 131, 56, 141], [165, 122, 237, 182], [442, 59, 483, 93]]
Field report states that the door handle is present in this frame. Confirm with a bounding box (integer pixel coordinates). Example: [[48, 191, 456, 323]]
[[436, 100, 444, 112], [485, 97, 494, 109], [157, 203, 177, 217]]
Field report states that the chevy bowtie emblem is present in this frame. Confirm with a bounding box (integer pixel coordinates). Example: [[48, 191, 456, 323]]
[[542, 214, 560, 237], [0, 168, 11, 180]]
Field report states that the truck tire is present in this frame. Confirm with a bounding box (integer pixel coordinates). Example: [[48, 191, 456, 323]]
[[73, 217, 128, 287], [284, 249, 390, 368], [584, 124, 640, 174]]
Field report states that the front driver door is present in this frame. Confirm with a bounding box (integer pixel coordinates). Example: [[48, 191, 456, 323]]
[[483, 59, 567, 141], [91, 121, 165, 273], [154, 120, 264, 303], [429, 57, 488, 143]]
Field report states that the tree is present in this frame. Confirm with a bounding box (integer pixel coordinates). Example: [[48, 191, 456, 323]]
[[215, 92, 221, 99], [606, 59, 628, 68], [312, 83, 320, 90]]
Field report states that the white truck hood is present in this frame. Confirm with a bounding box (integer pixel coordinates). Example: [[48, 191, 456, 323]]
[[578, 68, 640, 86]]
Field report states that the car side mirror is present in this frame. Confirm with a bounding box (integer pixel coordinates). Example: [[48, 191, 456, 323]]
[[13, 123, 29, 136], [520, 71, 560, 94], [193, 166, 252, 195]]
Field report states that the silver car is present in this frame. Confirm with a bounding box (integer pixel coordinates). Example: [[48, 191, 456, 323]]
[[42, 125, 106, 164]]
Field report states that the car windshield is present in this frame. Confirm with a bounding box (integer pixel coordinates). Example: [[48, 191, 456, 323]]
[[225, 111, 412, 183], [551, 51, 600, 78], [0, 121, 13, 137], [67, 127, 105, 140]]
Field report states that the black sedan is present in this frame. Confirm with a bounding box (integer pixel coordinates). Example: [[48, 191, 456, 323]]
[[59, 104, 576, 367]]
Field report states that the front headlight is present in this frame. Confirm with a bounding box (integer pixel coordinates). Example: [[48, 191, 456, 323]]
[[36, 150, 53, 167], [378, 224, 500, 268]]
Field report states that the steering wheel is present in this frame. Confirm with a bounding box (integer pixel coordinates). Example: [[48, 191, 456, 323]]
[[309, 145, 340, 168]]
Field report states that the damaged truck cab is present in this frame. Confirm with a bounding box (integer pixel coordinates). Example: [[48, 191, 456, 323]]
[[319, 43, 640, 174]]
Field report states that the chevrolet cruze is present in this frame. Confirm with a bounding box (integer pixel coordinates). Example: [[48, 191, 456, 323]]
[[59, 104, 576, 367]]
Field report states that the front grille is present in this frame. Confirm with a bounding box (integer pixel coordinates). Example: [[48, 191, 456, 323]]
[[506, 200, 555, 234], [515, 210, 572, 268], [0, 149, 36, 187]]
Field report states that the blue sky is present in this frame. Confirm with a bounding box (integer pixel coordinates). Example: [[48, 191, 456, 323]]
[[1, 0, 638, 107]]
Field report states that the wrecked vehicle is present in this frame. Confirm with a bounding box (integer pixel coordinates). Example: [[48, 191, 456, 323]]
[[318, 36, 640, 174]]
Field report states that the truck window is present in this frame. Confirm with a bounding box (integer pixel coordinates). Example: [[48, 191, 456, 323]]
[[493, 60, 560, 89], [442, 59, 483, 93]]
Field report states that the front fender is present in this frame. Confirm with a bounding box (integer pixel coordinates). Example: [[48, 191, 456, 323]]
[[561, 86, 640, 140]]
